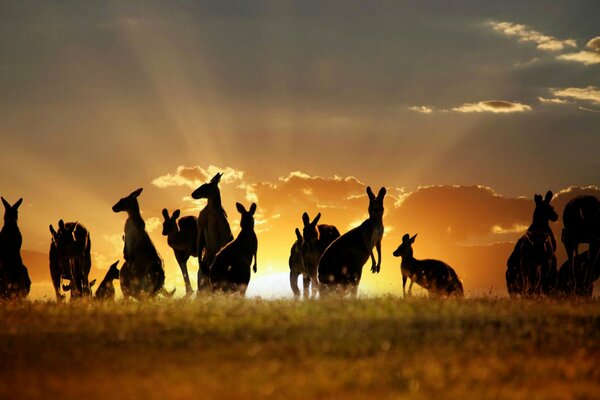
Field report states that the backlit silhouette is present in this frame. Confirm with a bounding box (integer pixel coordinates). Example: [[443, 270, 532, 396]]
[[210, 202, 258, 295], [49, 220, 92, 300], [0, 197, 30, 299], [112, 188, 168, 299], [191, 173, 233, 292], [393, 233, 463, 297], [561, 195, 600, 295], [94, 261, 120, 301], [506, 191, 558, 297], [162, 208, 198, 296], [318, 187, 385, 296]]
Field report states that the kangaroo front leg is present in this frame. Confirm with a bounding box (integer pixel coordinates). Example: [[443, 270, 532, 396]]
[[290, 271, 300, 298], [302, 274, 311, 299], [175, 251, 193, 296], [375, 240, 381, 273], [370, 251, 377, 273], [408, 280, 414, 297], [402, 275, 407, 298]]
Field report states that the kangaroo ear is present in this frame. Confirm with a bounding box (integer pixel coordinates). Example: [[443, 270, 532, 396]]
[[366, 186, 375, 200], [211, 173, 222, 184], [402, 233, 410, 242], [162, 208, 169, 219], [58, 219, 65, 230], [410, 234, 418, 243], [236, 202, 246, 214], [49, 225, 57, 237], [311, 213, 321, 226], [69, 222, 78, 233], [302, 212, 310, 226], [172, 209, 181, 219], [249, 203, 257, 215], [1, 197, 9, 209], [131, 188, 143, 198], [544, 190, 553, 203], [13, 198, 23, 209], [377, 187, 386, 200], [110, 260, 120, 269], [534, 194, 542, 204], [295, 228, 302, 241], [89, 279, 96, 287]]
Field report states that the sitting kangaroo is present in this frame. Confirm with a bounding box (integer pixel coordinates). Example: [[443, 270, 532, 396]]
[[0, 197, 30, 299], [112, 188, 170, 300], [162, 209, 198, 296], [94, 261, 120, 301], [393, 234, 463, 297], [210, 202, 258, 296], [318, 187, 385, 296]]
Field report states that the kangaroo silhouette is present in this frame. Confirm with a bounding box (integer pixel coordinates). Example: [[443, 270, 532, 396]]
[[94, 261, 120, 301], [289, 213, 340, 298], [506, 191, 558, 297], [318, 186, 385, 296], [0, 197, 30, 299], [191, 173, 233, 292], [393, 234, 463, 297], [561, 195, 600, 295], [162, 208, 198, 296], [112, 188, 169, 299], [49, 220, 92, 300], [210, 202, 258, 296]]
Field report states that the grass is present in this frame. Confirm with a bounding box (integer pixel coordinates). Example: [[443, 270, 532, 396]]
[[0, 297, 599, 400]]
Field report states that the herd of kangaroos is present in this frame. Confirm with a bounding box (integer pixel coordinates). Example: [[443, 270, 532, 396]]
[[0, 172, 599, 301]]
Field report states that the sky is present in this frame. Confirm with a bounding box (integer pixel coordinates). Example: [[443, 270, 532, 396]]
[[0, 1, 599, 298]]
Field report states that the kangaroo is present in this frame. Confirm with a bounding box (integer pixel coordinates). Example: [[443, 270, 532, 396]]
[[112, 188, 169, 300], [318, 187, 385, 296], [393, 234, 463, 297], [162, 208, 198, 296], [210, 202, 258, 296], [561, 195, 600, 295], [506, 191, 558, 297], [0, 197, 30, 299], [94, 261, 120, 301], [191, 173, 233, 292], [289, 228, 307, 298], [49, 220, 92, 300], [289, 213, 340, 298]]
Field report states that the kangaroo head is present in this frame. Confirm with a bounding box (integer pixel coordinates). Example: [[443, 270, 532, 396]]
[[366, 187, 386, 219], [301, 212, 321, 242], [393, 233, 417, 258], [1, 197, 23, 223], [236, 202, 256, 230], [161, 208, 180, 236], [112, 188, 143, 213], [533, 190, 558, 226], [107, 261, 120, 280], [191, 172, 223, 200]]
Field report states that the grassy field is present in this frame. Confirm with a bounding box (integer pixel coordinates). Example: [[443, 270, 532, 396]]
[[0, 297, 598, 400]]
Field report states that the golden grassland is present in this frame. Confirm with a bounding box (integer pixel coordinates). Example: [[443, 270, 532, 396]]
[[0, 297, 598, 400]]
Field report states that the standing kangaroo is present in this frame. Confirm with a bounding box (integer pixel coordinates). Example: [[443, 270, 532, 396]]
[[112, 188, 167, 299], [191, 173, 233, 291], [506, 191, 558, 297], [318, 187, 385, 296], [561, 195, 600, 295], [94, 261, 120, 301], [0, 197, 30, 299], [289, 213, 340, 298], [210, 202, 258, 296], [49, 220, 92, 300], [162, 209, 198, 296], [393, 234, 463, 297]]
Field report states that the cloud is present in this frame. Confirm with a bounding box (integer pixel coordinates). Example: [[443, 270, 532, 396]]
[[408, 105, 434, 114], [452, 100, 532, 113], [557, 36, 600, 65], [145, 217, 162, 233], [152, 165, 246, 189], [489, 21, 576, 52], [551, 86, 600, 105], [538, 97, 569, 105], [578, 106, 600, 113]]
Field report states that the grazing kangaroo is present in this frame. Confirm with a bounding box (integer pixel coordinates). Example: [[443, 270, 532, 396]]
[[393, 234, 463, 297], [112, 188, 169, 300], [561, 195, 600, 295], [191, 173, 233, 292], [289, 213, 340, 298], [318, 187, 385, 296], [162, 208, 198, 296], [49, 220, 92, 300], [557, 250, 600, 298], [0, 197, 30, 299], [94, 261, 120, 301], [506, 191, 558, 297], [210, 202, 258, 296]]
